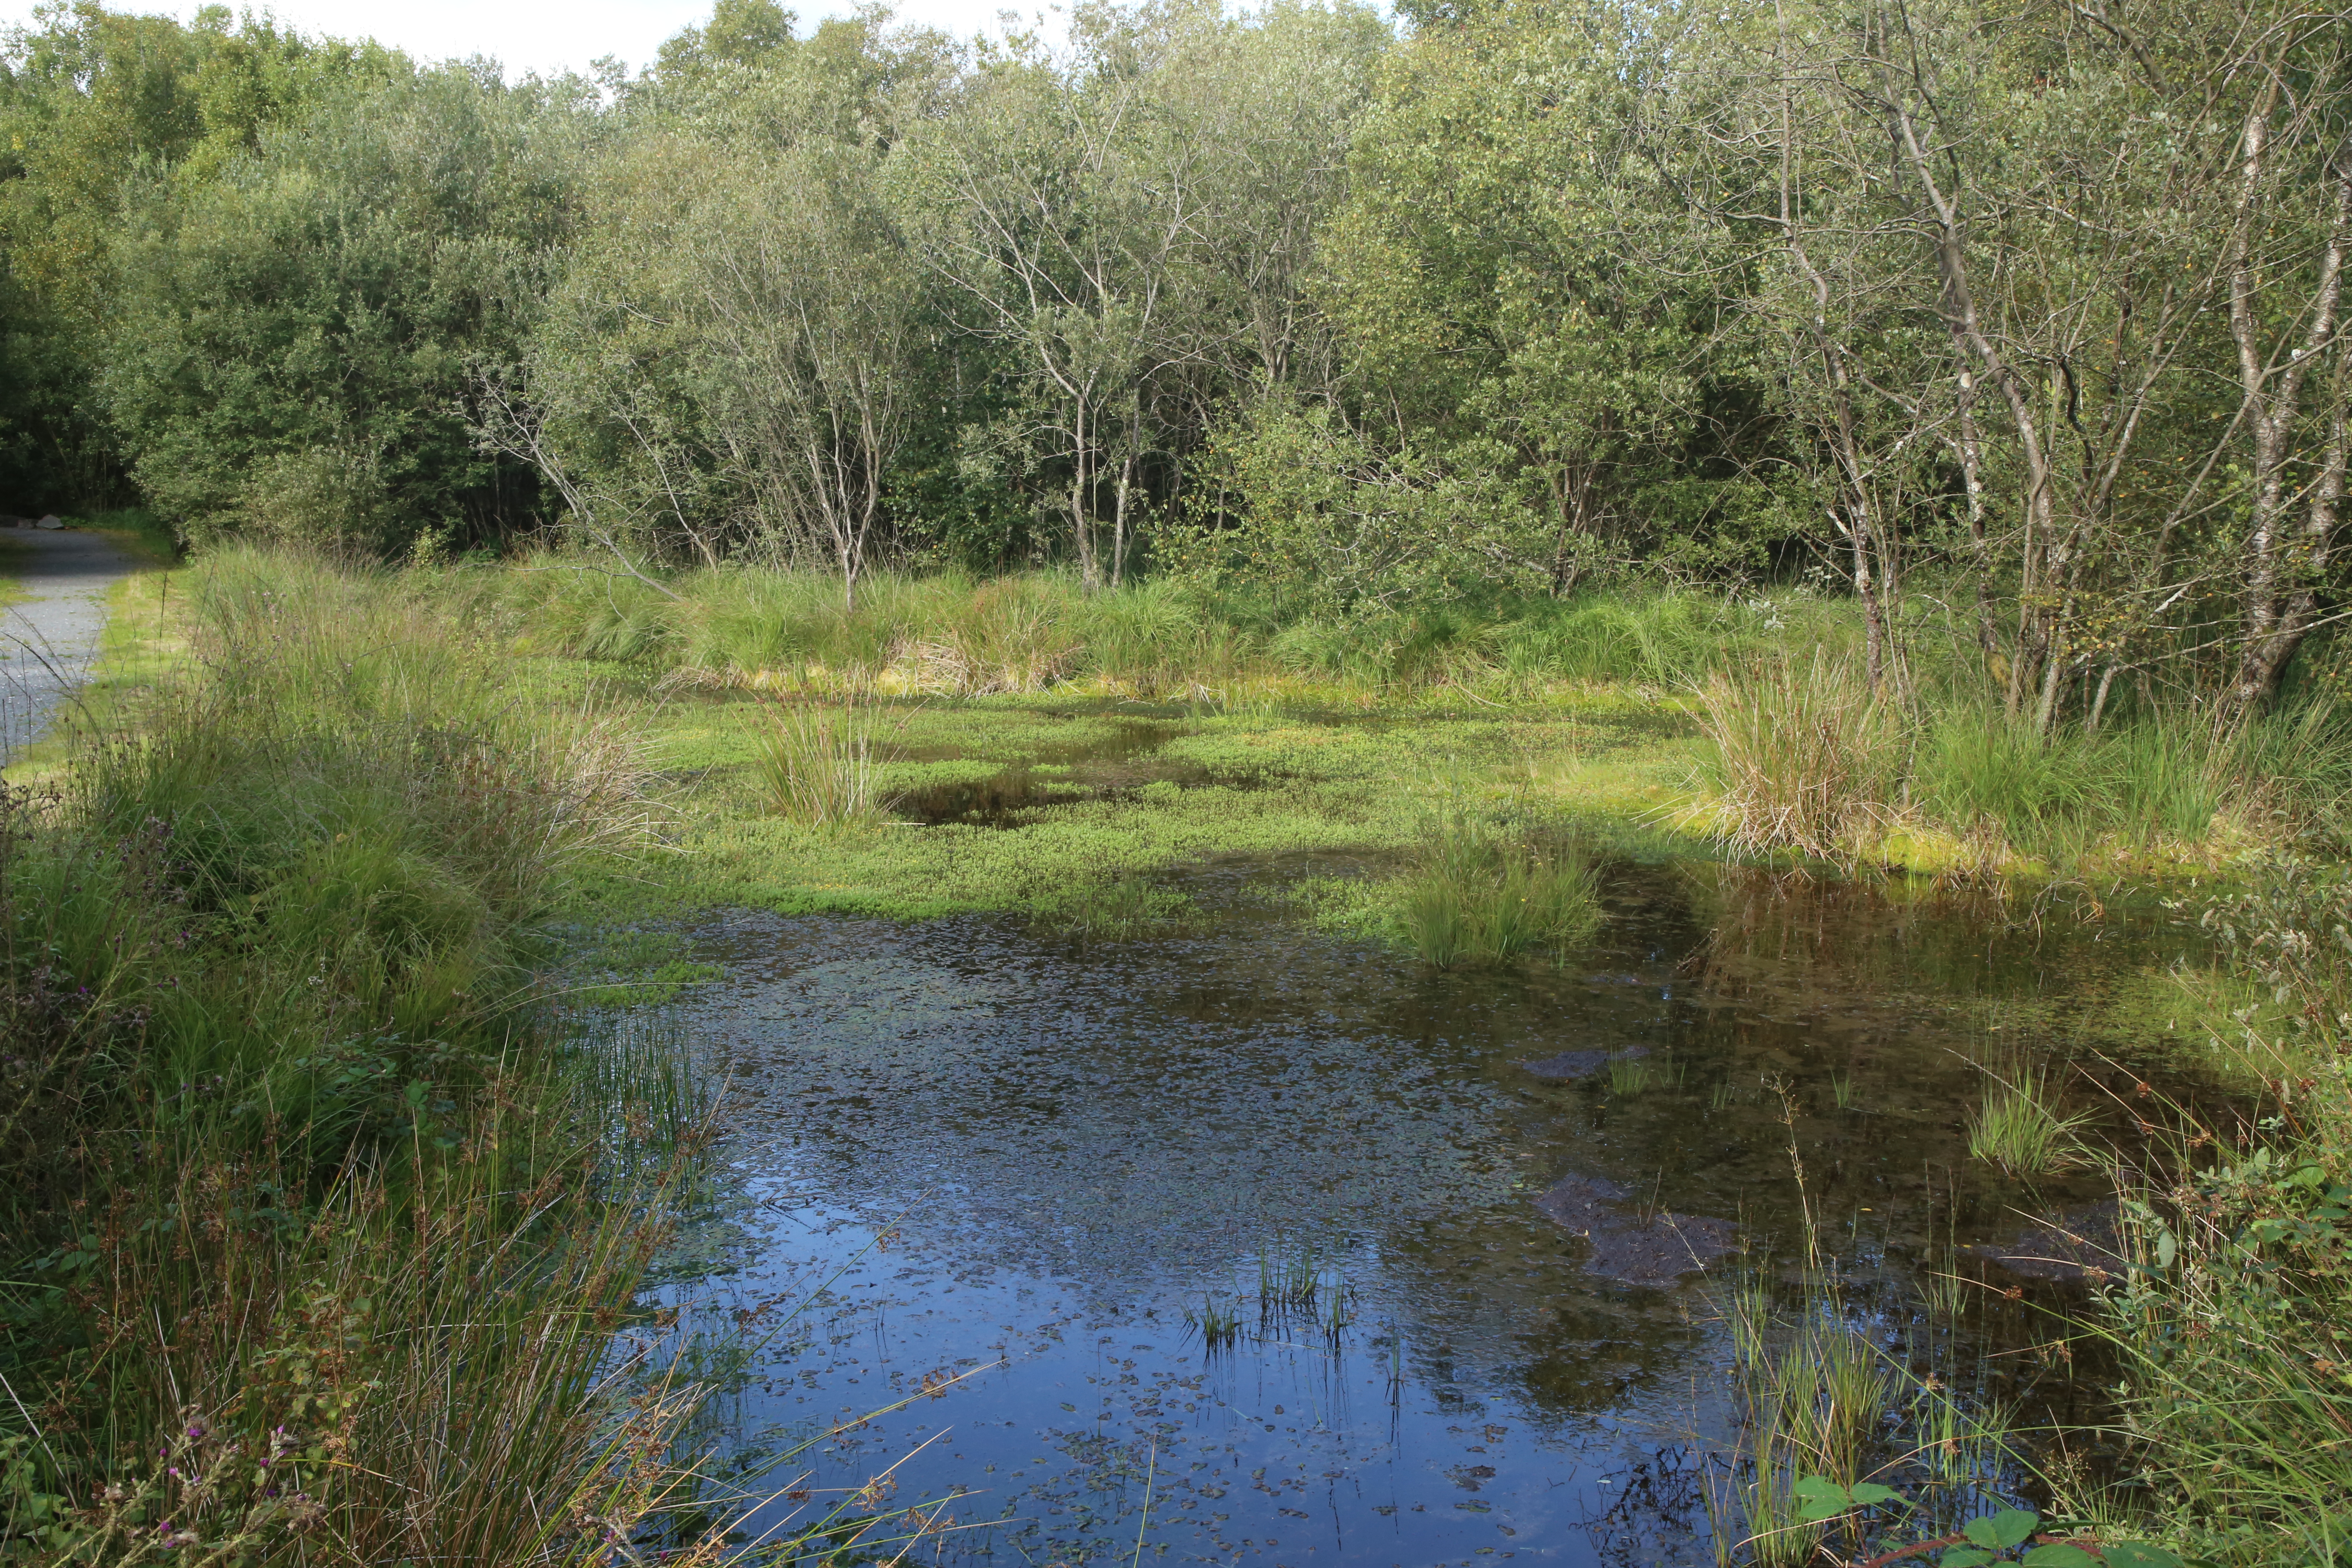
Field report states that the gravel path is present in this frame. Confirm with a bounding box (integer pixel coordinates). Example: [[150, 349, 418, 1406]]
[[1, 526, 138, 766]]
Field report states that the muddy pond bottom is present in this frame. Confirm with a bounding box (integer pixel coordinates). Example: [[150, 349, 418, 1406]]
[[663, 858, 2210, 1566]]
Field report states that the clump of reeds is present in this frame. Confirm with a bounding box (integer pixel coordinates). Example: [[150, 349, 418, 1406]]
[[1689, 649, 1903, 863], [756, 698, 887, 827], [1964, 1060, 2093, 1176], [1396, 821, 1601, 969]]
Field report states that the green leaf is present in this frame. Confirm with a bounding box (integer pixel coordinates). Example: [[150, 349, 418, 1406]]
[[1938, 1551, 1996, 1568], [1794, 1475, 1853, 1522], [1847, 1482, 1905, 1508], [2020, 1547, 2099, 1567], [2100, 1546, 2183, 1568], [1990, 1509, 2040, 1548]]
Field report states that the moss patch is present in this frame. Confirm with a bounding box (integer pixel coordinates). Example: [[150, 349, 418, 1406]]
[[570, 691, 1703, 921]]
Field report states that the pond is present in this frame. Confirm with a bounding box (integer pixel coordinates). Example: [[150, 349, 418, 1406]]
[[658, 836, 2219, 1566]]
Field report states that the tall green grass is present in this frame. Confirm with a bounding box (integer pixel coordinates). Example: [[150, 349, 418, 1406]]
[[0, 545, 718, 1564], [1395, 822, 1601, 968], [483, 554, 1817, 698], [1690, 648, 2344, 866], [1690, 651, 1905, 862]]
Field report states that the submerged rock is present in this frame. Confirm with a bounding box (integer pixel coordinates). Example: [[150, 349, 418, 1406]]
[[1520, 1046, 1649, 1081], [1963, 1201, 2126, 1284], [1534, 1173, 1741, 1287]]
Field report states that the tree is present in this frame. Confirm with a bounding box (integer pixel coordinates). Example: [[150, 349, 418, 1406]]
[[530, 14, 943, 595], [99, 63, 593, 549]]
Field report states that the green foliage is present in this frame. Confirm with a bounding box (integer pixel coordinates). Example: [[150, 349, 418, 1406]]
[[1391, 821, 1599, 968], [1307, 0, 1789, 584], [0, 6, 396, 511], [98, 65, 588, 550], [1790, 1494, 2185, 1568], [0, 547, 707, 1562]]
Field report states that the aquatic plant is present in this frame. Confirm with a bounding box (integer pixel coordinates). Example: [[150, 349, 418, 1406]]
[[1608, 1055, 1658, 1096], [1829, 1070, 1859, 1111], [1689, 650, 1902, 864], [1257, 1237, 1324, 1309], [1964, 1063, 2093, 1176], [1188, 1297, 1243, 1350], [1396, 822, 1601, 969], [756, 697, 887, 828]]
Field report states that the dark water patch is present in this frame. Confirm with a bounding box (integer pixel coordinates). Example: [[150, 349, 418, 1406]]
[[1531, 1174, 1741, 1286], [1521, 1047, 1650, 1081], [662, 858, 2225, 1565], [1964, 1201, 2128, 1285]]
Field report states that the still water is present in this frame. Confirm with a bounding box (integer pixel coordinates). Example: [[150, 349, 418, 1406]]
[[659, 852, 2215, 1566]]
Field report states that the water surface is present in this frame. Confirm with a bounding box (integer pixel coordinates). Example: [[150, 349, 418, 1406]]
[[665, 855, 2214, 1565]]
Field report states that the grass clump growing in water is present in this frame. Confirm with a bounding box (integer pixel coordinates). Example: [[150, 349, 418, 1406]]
[[1396, 823, 1601, 969], [755, 697, 888, 828], [1964, 1061, 2093, 1176]]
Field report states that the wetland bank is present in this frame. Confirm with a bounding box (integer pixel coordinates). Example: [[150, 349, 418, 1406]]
[[599, 689, 2244, 1567], [8, 0, 2352, 1557]]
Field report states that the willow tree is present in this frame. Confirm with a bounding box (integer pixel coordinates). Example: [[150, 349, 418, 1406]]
[[527, 17, 942, 597], [900, 0, 1382, 591]]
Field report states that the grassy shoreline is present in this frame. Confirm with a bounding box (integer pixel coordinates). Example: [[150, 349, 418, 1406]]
[[0, 548, 721, 1564]]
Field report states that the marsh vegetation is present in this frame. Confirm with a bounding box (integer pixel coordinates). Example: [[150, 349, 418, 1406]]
[[4, 0, 2352, 1558]]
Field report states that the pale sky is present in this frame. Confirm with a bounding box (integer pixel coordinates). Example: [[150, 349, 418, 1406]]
[[0, 0, 1038, 81]]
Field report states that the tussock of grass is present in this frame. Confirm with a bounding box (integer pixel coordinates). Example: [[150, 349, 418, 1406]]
[[756, 698, 888, 828], [1690, 650, 1900, 862], [1329, 821, 1604, 969], [1963, 1062, 2094, 1176], [1411, 838, 1595, 968], [1031, 871, 1194, 940]]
